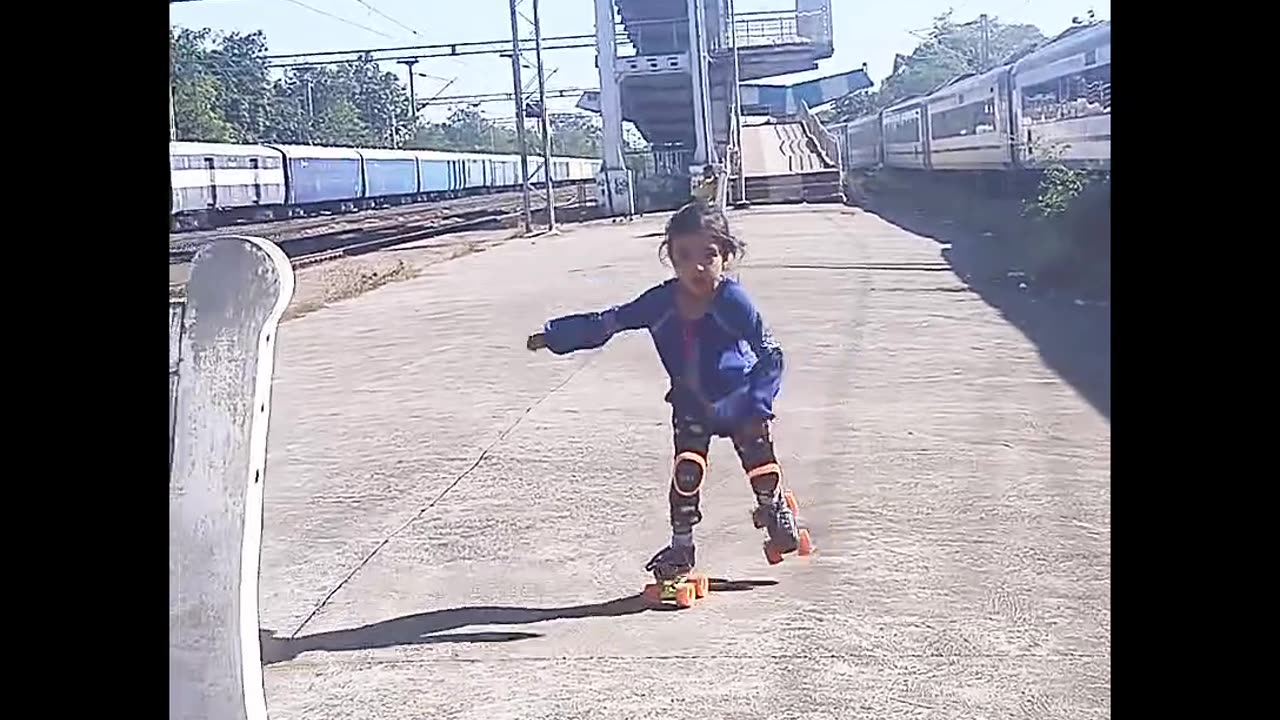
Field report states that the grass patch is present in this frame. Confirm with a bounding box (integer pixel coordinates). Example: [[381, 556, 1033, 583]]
[[849, 166, 1110, 300]]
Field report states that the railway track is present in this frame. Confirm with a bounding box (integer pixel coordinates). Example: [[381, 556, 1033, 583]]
[[169, 182, 593, 251], [169, 189, 593, 298]]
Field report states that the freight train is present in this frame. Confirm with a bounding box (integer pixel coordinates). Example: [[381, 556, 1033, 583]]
[[170, 141, 602, 231], [827, 21, 1110, 175]]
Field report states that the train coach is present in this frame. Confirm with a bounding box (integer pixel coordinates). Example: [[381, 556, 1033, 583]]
[[840, 113, 881, 171], [828, 20, 1110, 177], [170, 141, 603, 231], [359, 147, 419, 203], [274, 144, 364, 212], [880, 96, 930, 171], [924, 63, 1016, 171], [1011, 21, 1110, 169], [169, 141, 287, 229]]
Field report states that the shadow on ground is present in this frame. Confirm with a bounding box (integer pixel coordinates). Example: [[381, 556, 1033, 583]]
[[853, 195, 1111, 421], [261, 579, 778, 665]]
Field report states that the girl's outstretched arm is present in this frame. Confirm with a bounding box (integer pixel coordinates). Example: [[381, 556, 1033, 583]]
[[529, 282, 670, 355]]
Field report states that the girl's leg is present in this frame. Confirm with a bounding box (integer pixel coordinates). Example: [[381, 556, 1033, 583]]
[[669, 412, 711, 546], [732, 419, 800, 553], [645, 412, 710, 579]]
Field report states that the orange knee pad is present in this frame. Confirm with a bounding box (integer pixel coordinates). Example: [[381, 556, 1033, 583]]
[[671, 451, 708, 496], [745, 462, 782, 490]]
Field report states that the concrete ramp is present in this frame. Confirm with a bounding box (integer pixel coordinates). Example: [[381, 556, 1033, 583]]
[[739, 122, 842, 204], [169, 236, 294, 720]]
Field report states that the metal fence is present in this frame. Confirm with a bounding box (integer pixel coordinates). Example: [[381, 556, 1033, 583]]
[[627, 148, 695, 178], [716, 4, 833, 52]]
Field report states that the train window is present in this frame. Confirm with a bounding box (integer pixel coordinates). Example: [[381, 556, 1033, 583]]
[[930, 99, 997, 140], [846, 121, 879, 149], [1021, 63, 1110, 124], [884, 115, 920, 144]]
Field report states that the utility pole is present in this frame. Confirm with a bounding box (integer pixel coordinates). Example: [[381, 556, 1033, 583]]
[[507, 0, 533, 234], [532, 0, 556, 231], [686, 0, 710, 168], [979, 13, 991, 71], [305, 79, 315, 145], [170, 84, 177, 141], [399, 58, 419, 127], [727, 0, 746, 205]]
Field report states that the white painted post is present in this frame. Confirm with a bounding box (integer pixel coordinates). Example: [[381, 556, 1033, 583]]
[[169, 235, 294, 720], [593, 0, 636, 217]]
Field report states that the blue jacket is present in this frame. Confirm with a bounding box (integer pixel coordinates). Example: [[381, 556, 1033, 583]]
[[542, 277, 784, 434]]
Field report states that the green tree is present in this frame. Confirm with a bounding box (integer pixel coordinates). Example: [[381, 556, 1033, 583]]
[[825, 12, 1045, 123], [819, 89, 881, 124], [546, 114, 603, 157], [170, 27, 236, 142], [346, 55, 415, 147], [170, 24, 607, 157], [274, 64, 371, 146], [408, 107, 518, 153], [205, 30, 275, 142]]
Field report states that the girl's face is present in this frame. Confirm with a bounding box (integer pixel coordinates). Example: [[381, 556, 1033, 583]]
[[669, 231, 726, 298]]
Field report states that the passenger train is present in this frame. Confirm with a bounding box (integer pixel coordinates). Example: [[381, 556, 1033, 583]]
[[828, 21, 1110, 176], [170, 141, 602, 231]]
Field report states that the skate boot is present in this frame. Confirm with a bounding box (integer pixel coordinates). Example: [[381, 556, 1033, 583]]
[[644, 543, 696, 582], [753, 495, 800, 554], [642, 544, 709, 608], [752, 489, 816, 564]]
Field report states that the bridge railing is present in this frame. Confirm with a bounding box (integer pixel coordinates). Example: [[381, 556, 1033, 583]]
[[613, 15, 687, 58], [716, 2, 832, 52], [797, 100, 840, 170]]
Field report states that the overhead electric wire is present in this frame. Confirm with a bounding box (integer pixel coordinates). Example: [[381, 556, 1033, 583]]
[[276, 0, 396, 40], [349, 0, 423, 37]]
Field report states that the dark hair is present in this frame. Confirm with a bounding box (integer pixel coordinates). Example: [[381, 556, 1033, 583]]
[[660, 200, 745, 266]]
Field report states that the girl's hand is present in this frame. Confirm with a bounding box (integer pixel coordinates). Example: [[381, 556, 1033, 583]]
[[527, 332, 548, 351]]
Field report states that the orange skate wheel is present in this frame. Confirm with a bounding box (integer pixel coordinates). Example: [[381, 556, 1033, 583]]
[[797, 528, 813, 556], [675, 583, 697, 608], [784, 489, 799, 514], [764, 544, 784, 565], [691, 574, 709, 598]]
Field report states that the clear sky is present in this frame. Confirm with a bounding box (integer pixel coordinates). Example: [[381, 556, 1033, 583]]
[[170, 0, 1110, 123]]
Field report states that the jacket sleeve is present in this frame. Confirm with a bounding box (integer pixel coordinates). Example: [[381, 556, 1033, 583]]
[[542, 284, 664, 355], [711, 283, 785, 421]]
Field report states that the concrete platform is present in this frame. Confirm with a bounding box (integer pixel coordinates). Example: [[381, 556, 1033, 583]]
[[258, 205, 1111, 719]]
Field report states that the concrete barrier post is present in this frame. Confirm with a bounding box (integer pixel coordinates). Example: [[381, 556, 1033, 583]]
[[169, 236, 294, 720]]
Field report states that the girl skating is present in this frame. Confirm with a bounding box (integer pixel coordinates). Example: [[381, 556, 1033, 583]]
[[527, 201, 810, 592]]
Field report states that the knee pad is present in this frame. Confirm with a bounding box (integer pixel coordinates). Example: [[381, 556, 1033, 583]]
[[671, 451, 707, 496], [745, 462, 781, 494]]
